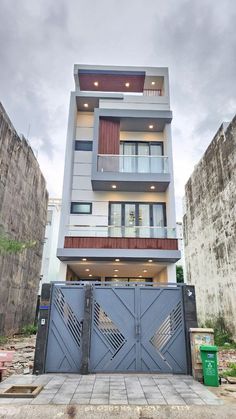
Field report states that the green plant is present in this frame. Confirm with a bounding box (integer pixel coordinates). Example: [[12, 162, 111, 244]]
[[203, 316, 234, 347], [0, 231, 37, 254], [0, 336, 8, 345], [221, 363, 236, 378], [21, 324, 37, 336], [176, 265, 184, 283]]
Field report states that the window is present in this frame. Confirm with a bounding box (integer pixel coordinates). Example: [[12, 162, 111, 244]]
[[46, 210, 53, 225], [119, 141, 164, 173], [71, 202, 92, 214], [75, 140, 93, 151], [109, 202, 166, 237]]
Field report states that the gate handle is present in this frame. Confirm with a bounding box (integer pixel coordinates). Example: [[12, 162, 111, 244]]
[[135, 324, 141, 337]]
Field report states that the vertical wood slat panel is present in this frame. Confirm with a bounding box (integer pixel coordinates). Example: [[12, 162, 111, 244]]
[[98, 118, 120, 154], [64, 237, 178, 250]]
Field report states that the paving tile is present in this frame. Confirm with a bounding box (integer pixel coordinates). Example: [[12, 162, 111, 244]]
[[146, 398, 167, 405], [165, 397, 186, 405], [70, 398, 91, 404], [128, 398, 148, 405], [90, 398, 109, 404], [109, 399, 128, 405], [31, 393, 55, 404], [0, 398, 16, 404], [51, 394, 73, 404], [183, 398, 205, 405]]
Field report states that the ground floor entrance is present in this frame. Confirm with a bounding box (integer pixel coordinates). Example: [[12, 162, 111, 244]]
[[45, 282, 187, 374]]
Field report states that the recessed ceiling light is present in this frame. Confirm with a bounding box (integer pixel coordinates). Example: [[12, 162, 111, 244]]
[[112, 184, 117, 189], [114, 269, 119, 272], [85, 268, 90, 272], [82, 258, 87, 261], [151, 81, 156, 85], [148, 259, 153, 263], [115, 259, 120, 262], [94, 81, 99, 86], [89, 274, 92, 277], [125, 82, 130, 87], [114, 275, 118, 277], [150, 185, 155, 190], [149, 125, 154, 129], [139, 275, 143, 278], [143, 270, 147, 273], [84, 103, 89, 108]]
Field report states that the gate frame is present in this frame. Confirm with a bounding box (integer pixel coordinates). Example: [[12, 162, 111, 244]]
[[33, 282, 197, 375]]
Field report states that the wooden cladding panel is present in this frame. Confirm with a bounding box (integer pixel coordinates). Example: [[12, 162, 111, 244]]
[[98, 118, 120, 154], [78, 73, 145, 92], [64, 236, 178, 251]]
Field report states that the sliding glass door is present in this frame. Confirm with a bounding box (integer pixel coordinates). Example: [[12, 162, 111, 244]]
[[109, 202, 166, 238], [120, 141, 163, 173]]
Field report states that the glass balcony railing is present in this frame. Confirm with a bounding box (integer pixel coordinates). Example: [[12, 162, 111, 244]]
[[67, 225, 177, 239], [97, 155, 169, 174]]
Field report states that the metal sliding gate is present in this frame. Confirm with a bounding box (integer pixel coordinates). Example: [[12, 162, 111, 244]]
[[45, 282, 187, 374]]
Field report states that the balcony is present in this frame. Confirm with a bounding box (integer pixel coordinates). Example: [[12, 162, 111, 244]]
[[66, 225, 176, 239], [60, 226, 180, 263], [97, 154, 169, 174], [92, 155, 171, 192]]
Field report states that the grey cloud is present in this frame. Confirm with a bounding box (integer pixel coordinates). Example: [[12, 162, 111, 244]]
[[0, 0, 235, 215]]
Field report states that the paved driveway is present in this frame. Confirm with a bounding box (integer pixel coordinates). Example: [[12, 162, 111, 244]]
[[0, 374, 223, 406]]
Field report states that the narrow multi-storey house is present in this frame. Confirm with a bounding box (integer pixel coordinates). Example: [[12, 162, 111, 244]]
[[57, 65, 180, 283]]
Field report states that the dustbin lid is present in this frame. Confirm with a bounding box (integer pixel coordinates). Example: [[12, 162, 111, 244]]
[[200, 345, 218, 352]]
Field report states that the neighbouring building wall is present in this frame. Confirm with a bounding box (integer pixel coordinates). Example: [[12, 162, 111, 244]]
[[183, 115, 236, 338], [39, 199, 61, 294], [0, 103, 48, 335]]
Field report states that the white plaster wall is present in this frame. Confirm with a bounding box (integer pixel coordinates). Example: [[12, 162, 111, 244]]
[[120, 131, 164, 142]]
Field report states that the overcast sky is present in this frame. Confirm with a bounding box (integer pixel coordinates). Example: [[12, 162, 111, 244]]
[[0, 0, 235, 219]]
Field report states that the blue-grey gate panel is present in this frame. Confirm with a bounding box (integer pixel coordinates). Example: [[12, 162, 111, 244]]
[[90, 284, 187, 374], [45, 284, 84, 373], [90, 286, 138, 372]]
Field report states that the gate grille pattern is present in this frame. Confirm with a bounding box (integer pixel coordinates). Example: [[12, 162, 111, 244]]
[[53, 287, 83, 348], [150, 301, 182, 351], [94, 301, 126, 358]]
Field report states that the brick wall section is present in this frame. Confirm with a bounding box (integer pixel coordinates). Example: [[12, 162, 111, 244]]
[[183, 115, 236, 338], [0, 103, 48, 335]]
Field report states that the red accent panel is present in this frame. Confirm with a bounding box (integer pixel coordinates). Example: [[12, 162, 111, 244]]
[[64, 237, 178, 251], [98, 118, 120, 154], [79, 73, 145, 92]]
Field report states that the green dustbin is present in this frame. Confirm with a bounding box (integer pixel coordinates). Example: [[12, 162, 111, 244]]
[[200, 345, 219, 387]]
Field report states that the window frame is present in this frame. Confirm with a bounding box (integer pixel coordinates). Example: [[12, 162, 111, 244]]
[[108, 201, 166, 227], [120, 141, 164, 156], [74, 140, 93, 151], [70, 202, 92, 215]]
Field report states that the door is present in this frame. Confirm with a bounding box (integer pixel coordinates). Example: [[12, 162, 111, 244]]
[[90, 284, 187, 373], [45, 284, 84, 373]]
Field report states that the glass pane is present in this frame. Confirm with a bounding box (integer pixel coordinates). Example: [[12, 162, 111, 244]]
[[71, 203, 91, 214], [153, 204, 165, 238], [138, 143, 149, 172], [125, 204, 136, 237], [138, 205, 150, 237], [150, 144, 163, 173], [122, 143, 136, 172], [110, 204, 122, 237]]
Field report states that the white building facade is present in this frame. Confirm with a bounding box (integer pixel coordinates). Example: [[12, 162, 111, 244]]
[[39, 198, 61, 293], [57, 65, 180, 283]]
